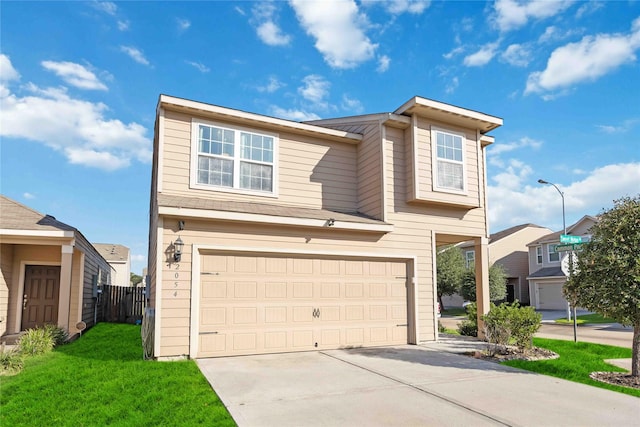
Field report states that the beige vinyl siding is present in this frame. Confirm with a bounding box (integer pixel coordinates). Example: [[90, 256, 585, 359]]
[[0, 244, 13, 336], [160, 110, 358, 213], [412, 117, 481, 207], [356, 122, 383, 219]]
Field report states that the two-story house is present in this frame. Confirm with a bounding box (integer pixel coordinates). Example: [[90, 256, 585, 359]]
[[527, 216, 598, 310], [93, 244, 131, 287], [145, 95, 502, 360], [448, 223, 552, 307]]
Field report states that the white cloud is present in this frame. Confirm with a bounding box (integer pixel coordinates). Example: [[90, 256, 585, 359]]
[[290, 0, 377, 69], [538, 25, 584, 44], [377, 55, 390, 72], [234, 6, 246, 16], [526, 17, 640, 95], [488, 136, 542, 168], [120, 46, 151, 66], [252, 2, 291, 46], [23, 192, 35, 200], [176, 18, 191, 32], [443, 45, 464, 60], [384, 0, 430, 15], [445, 76, 459, 94], [117, 20, 130, 31], [131, 254, 146, 262], [0, 54, 20, 82], [41, 60, 108, 91], [596, 118, 639, 134], [298, 74, 330, 104], [492, 0, 574, 32], [576, 1, 603, 19], [488, 162, 640, 232], [463, 41, 499, 67], [0, 59, 150, 171], [91, 1, 117, 16], [341, 94, 364, 113], [185, 61, 210, 73], [269, 106, 321, 121], [257, 76, 284, 93], [500, 43, 532, 67]]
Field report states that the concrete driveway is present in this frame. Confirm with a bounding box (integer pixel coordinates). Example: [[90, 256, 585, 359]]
[[197, 345, 639, 427]]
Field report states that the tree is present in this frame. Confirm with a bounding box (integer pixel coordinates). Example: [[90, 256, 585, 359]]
[[565, 195, 640, 377], [459, 263, 507, 302], [436, 246, 466, 310], [130, 272, 143, 287]]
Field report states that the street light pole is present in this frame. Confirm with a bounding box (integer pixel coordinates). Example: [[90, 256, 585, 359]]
[[538, 179, 577, 342]]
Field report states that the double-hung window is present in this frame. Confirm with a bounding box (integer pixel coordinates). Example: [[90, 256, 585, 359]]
[[431, 127, 466, 193], [192, 120, 276, 195], [536, 246, 543, 264], [465, 250, 475, 269], [548, 244, 560, 263]]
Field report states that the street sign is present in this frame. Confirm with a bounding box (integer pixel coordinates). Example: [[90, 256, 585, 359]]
[[560, 234, 582, 244], [561, 252, 579, 276], [555, 243, 583, 252]]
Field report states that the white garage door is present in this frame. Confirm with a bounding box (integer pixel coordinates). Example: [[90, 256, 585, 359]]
[[197, 253, 409, 358], [537, 283, 567, 310]]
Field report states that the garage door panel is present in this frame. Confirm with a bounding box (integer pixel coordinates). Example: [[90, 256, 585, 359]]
[[197, 254, 409, 358]]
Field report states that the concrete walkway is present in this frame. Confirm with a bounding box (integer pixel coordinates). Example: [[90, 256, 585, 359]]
[[198, 341, 639, 427]]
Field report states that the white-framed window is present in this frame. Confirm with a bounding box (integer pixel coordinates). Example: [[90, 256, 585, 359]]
[[548, 244, 560, 263], [465, 250, 475, 269], [190, 119, 277, 196], [536, 246, 543, 264], [431, 126, 466, 193]]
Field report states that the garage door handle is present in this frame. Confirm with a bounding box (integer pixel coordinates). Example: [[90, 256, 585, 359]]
[[200, 332, 218, 335], [396, 324, 407, 327]]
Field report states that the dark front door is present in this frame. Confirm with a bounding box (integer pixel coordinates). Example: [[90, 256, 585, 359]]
[[21, 265, 61, 330], [506, 284, 516, 303]]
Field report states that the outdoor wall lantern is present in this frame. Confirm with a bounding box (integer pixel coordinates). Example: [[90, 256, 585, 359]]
[[173, 236, 184, 262]]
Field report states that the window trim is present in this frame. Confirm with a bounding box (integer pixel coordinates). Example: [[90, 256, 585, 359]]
[[430, 126, 468, 195], [547, 243, 560, 263], [190, 118, 279, 198], [536, 246, 543, 264]]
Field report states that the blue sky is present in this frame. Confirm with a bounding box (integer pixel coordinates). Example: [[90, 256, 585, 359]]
[[1, 1, 639, 275]]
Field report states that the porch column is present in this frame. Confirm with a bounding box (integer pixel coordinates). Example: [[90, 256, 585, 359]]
[[475, 237, 490, 339], [58, 245, 74, 331]]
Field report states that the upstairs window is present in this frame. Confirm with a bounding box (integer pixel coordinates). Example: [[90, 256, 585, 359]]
[[431, 127, 466, 193], [465, 250, 475, 269], [548, 244, 560, 263], [536, 246, 543, 264], [192, 120, 277, 195]]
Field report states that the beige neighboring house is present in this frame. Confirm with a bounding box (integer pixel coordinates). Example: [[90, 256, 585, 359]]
[[444, 224, 553, 307], [146, 94, 502, 360], [527, 216, 598, 310], [0, 195, 112, 342], [94, 244, 131, 287]]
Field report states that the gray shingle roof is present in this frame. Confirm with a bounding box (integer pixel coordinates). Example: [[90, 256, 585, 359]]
[[93, 244, 130, 262], [157, 194, 388, 225], [528, 267, 565, 278], [0, 195, 76, 232]]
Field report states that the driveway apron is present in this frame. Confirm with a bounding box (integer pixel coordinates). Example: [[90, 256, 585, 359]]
[[197, 345, 639, 427]]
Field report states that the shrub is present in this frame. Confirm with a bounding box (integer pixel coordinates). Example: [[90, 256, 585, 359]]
[[43, 324, 69, 346], [457, 302, 478, 336], [508, 305, 542, 349], [482, 301, 542, 352], [482, 303, 510, 355], [438, 321, 446, 333], [0, 347, 24, 375], [18, 327, 55, 356]]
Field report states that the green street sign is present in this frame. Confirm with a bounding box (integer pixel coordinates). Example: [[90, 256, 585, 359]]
[[560, 235, 582, 244], [555, 243, 583, 252]]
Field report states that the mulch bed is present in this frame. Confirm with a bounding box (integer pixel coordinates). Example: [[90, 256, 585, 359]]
[[590, 372, 640, 390]]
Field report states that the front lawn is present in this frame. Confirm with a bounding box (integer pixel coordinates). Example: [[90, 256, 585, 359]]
[[555, 313, 618, 325], [502, 338, 639, 398], [441, 307, 467, 316], [0, 323, 236, 426]]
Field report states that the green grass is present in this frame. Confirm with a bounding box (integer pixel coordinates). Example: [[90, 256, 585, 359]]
[[0, 323, 236, 427], [442, 307, 467, 316], [555, 313, 618, 325], [502, 338, 639, 397]]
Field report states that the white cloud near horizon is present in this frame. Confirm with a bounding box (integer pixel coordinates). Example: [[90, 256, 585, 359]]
[[0, 57, 150, 171], [41, 60, 108, 91], [492, 0, 574, 32], [119, 46, 151, 66], [290, 0, 377, 69], [252, 2, 291, 46], [298, 74, 330, 104], [0, 54, 20, 82], [377, 55, 391, 72], [463, 41, 500, 67], [269, 106, 321, 121], [500, 43, 532, 67], [23, 192, 35, 200], [341, 94, 364, 113], [526, 17, 640, 96], [596, 118, 640, 134], [257, 76, 284, 93], [488, 162, 640, 233]]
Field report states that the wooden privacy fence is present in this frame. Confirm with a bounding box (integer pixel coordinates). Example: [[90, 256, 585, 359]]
[[99, 285, 145, 324]]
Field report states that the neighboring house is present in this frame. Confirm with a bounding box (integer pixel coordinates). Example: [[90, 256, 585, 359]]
[[146, 94, 502, 360], [444, 224, 552, 307], [526, 216, 598, 310], [94, 244, 131, 287], [0, 195, 112, 342]]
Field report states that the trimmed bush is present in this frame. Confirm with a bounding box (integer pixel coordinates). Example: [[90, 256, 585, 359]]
[[482, 301, 542, 352], [18, 328, 55, 356], [457, 302, 478, 336], [43, 324, 69, 346]]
